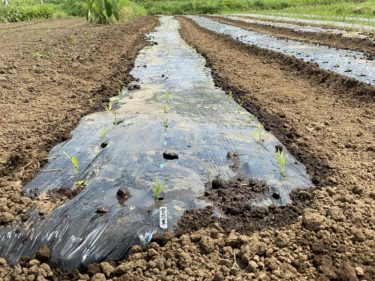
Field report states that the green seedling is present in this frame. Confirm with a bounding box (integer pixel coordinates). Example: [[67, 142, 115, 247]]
[[31, 51, 43, 60], [163, 104, 168, 114], [275, 149, 288, 177], [104, 101, 113, 112], [63, 152, 86, 189], [255, 123, 266, 142], [237, 101, 244, 114], [100, 127, 110, 143], [227, 91, 233, 102], [162, 116, 169, 131], [45, 52, 53, 60], [118, 87, 125, 99], [75, 179, 87, 189], [113, 111, 121, 125], [248, 115, 256, 123], [165, 92, 171, 105], [150, 176, 165, 201]]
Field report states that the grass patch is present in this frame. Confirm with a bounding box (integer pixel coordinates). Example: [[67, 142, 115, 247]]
[[0, 3, 56, 22]]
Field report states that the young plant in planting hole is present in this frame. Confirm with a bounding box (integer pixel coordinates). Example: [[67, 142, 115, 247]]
[[150, 176, 165, 201], [162, 116, 169, 132], [113, 111, 121, 125], [248, 115, 256, 123], [63, 152, 87, 189], [255, 123, 266, 142], [100, 127, 109, 144], [163, 104, 168, 114], [227, 91, 233, 102], [165, 92, 171, 105], [237, 101, 244, 114], [104, 101, 113, 112], [118, 87, 125, 99], [275, 148, 288, 177]]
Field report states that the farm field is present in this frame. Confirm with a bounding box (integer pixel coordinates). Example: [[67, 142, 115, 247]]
[[0, 2, 374, 281]]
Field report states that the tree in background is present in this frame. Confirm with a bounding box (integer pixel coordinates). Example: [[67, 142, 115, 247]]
[[86, 0, 120, 24]]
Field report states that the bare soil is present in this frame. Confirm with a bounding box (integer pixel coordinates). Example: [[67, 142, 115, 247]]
[[0, 17, 158, 225], [208, 15, 375, 57]]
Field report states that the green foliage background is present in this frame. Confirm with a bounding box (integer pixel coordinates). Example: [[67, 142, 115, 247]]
[[0, 0, 374, 23], [0, 0, 146, 22]]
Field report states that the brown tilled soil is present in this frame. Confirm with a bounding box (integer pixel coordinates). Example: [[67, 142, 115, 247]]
[[1, 16, 375, 281], [208, 15, 375, 57], [0, 17, 158, 225]]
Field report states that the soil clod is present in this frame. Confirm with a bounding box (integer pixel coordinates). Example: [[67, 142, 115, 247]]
[[117, 187, 131, 200], [163, 150, 179, 160], [35, 244, 51, 262], [96, 207, 109, 214]]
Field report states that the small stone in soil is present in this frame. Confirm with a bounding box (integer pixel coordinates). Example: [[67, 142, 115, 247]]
[[211, 179, 226, 190], [128, 84, 141, 91], [35, 244, 51, 262], [163, 150, 179, 160]]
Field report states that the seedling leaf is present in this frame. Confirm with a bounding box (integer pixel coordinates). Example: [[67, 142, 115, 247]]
[[150, 176, 165, 201], [275, 149, 288, 177]]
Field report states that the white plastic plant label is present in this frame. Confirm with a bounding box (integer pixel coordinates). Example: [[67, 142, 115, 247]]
[[159, 207, 168, 229]]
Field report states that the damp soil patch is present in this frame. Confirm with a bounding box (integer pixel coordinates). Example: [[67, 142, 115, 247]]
[[177, 172, 314, 235]]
